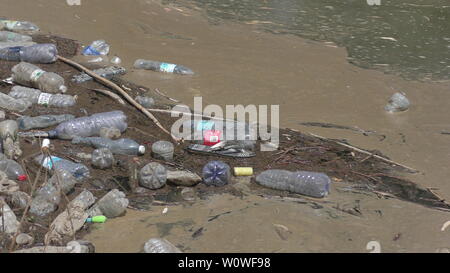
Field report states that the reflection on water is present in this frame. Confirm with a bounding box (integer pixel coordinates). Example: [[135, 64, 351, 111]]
[[163, 0, 450, 81]]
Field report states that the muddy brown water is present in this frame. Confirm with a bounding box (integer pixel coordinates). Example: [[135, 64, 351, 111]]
[[1, 0, 450, 252]]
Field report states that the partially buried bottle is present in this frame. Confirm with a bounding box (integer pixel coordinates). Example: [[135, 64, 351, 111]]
[[9, 86, 76, 107], [0, 153, 27, 181], [0, 44, 57, 63], [17, 114, 75, 130], [72, 136, 145, 156], [12, 62, 67, 93], [34, 154, 90, 180], [48, 111, 128, 140], [134, 59, 194, 75]]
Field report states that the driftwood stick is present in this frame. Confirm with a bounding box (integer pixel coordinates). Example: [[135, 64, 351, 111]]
[[308, 132, 418, 173], [154, 88, 181, 103], [88, 88, 126, 105], [56, 55, 180, 143]]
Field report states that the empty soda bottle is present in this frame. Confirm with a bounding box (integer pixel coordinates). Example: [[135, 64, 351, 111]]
[[91, 148, 114, 169], [202, 161, 231, 187], [17, 114, 75, 130], [9, 86, 76, 107], [82, 40, 110, 56], [255, 170, 331, 198], [0, 31, 32, 42], [72, 136, 145, 156], [0, 153, 27, 181], [12, 62, 67, 93], [0, 92, 32, 112], [134, 59, 194, 75], [35, 155, 90, 180], [0, 20, 39, 33], [47, 111, 128, 140], [139, 162, 167, 190], [0, 44, 57, 63], [151, 141, 174, 161], [71, 66, 126, 83]]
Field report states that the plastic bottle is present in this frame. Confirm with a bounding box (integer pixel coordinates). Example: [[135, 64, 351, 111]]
[[0, 120, 20, 160], [9, 86, 75, 107], [385, 92, 410, 113], [139, 162, 167, 190], [0, 153, 27, 181], [82, 40, 110, 56], [35, 154, 90, 180], [202, 161, 231, 187], [29, 169, 77, 216], [0, 41, 35, 50], [151, 141, 174, 161], [144, 238, 182, 253], [17, 114, 75, 130], [0, 92, 32, 112], [71, 66, 126, 83], [134, 59, 194, 75], [12, 62, 67, 93], [255, 170, 331, 198], [183, 119, 256, 142], [135, 95, 155, 108], [72, 136, 145, 156], [0, 20, 39, 33], [0, 31, 32, 42], [91, 148, 114, 169], [47, 111, 128, 140], [0, 44, 57, 63]]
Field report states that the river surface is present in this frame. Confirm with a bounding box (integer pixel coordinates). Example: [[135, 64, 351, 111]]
[[1, 0, 449, 252]]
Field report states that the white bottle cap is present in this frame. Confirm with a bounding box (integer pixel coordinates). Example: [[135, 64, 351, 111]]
[[59, 85, 68, 93], [138, 145, 146, 155], [42, 138, 50, 149]]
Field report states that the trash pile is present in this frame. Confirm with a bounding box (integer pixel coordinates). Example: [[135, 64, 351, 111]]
[[0, 19, 448, 253]]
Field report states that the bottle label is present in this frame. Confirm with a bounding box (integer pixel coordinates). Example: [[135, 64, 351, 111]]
[[37, 93, 52, 106], [30, 69, 45, 82], [1, 20, 18, 29], [42, 156, 62, 169], [160, 63, 176, 73], [82, 45, 101, 56]]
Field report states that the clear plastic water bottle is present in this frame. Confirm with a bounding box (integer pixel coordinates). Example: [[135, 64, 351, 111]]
[[151, 141, 174, 161], [0, 20, 39, 33], [202, 161, 231, 187], [0, 31, 32, 42], [0, 44, 57, 63], [82, 40, 110, 56], [134, 59, 194, 75], [29, 169, 77, 216], [135, 95, 155, 108], [35, 154, 90, 180], [91, 148, 114, 169], [139, 162, 167, 190], [0, 41, 35, 50], [144, 238, 182, 253], [0, 92, 32, 112], [385, 92, 410, 113], [255, 170, 331, 198], [0, 120, 20, 160], [47, 111, 128, 140], [9, 86, 76, 107], [71, 66, 126, 83], [17, 114, 75, 130], [12, 62, 67, 93], [0, 153, 27, 181], [72, 136, 145, 156]]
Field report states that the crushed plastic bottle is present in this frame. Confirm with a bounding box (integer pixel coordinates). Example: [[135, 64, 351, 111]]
[[151, 141, 174, 161], [35, 154, 90, 180], [29, 169, 77, 216], [0, 31, 32, 42], [17, 114, 75, 130], [72, 136, 145, 156], [9, 86, 76, 107], [135, 95, 155, 108], [0, 44, 57, 63], [71, 66, 126, 83], [82, 40, 110, 56], [12, 62, 67, 93], [47, 111, 128, 140], [0, 92, 32, 112], [202, 161, 231, 187], [134, 59, 194, 75], [0, 20, 39, 33], [385, 92, 410, 113], [139, 162, 167, 190], [0, 120, 21, 160], [91, 148, 114, 169], [0, 153, 27, 181], [255, 170, 331, 198], [144, 238, 182, 253]]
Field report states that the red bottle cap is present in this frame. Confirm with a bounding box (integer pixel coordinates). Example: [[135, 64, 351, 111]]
[[17, 175, 27, 181]]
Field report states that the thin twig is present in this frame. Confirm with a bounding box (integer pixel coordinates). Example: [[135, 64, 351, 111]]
[[154, 88, 181, 103], [88, 88, 126, 105], [57, 55, 180, 143]]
